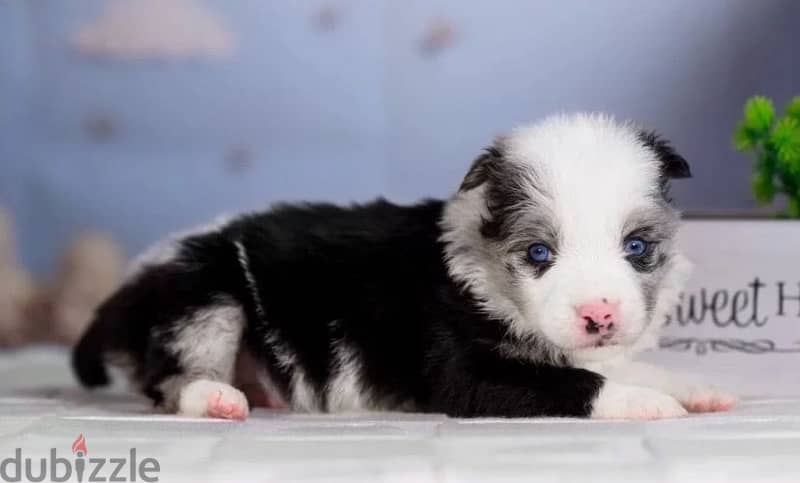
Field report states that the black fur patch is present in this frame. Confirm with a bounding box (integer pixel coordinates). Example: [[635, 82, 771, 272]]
[[461, 148, 535, 243], [638, 130, 691, 179], [459, 145, 504, 192], [479, 161, 533, 242], [637, 130, 691, 201], [460, 141, 526, 242]]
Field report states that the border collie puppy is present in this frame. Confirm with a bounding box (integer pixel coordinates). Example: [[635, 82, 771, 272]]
[[73, 114, 736, 420]]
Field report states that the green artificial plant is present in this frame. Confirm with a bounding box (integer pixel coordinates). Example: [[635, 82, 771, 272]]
[[734, 95, 800, 218]]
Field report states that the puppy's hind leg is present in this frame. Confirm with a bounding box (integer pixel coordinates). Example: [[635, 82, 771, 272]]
[[177, 379, 249, 420], [155, 301, 250, 420]]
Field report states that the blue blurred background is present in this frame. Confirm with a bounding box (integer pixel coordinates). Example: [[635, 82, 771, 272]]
[[1, 0, 798, 274]]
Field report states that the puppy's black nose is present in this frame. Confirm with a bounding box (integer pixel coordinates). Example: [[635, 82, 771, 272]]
[[583, 317, 616, 335]]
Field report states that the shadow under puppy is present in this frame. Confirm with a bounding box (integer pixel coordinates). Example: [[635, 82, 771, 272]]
[[73, 113, 737, 420]]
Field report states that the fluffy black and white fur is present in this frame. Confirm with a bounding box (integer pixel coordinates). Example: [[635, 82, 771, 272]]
[[73, 114, 736, 420]]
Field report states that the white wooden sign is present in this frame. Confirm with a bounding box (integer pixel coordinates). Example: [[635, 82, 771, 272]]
[[644, 220, 800, 397]]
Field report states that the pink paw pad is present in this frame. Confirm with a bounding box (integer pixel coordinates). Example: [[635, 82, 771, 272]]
[[207, 390, 248, 420], [685, 394, 738, 413]]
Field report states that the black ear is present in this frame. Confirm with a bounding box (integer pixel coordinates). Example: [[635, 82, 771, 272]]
[[637, 130, 691, 179], [459, 139, 506, 191]]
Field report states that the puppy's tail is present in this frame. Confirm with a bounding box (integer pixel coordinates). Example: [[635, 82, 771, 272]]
[[72, 315, 111, 388]]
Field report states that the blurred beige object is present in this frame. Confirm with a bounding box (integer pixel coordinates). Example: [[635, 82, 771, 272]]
[[0, 207, 38, 347], [72, 0, 236, 60], [0, 268, 38, 347], [0, 208, 126, 347], [419, 17, 457, 56], [48, 234, 126, 345], [0, 206, 15, 264]]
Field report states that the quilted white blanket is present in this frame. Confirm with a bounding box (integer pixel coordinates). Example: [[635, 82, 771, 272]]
[[0, 348, 798, 482]]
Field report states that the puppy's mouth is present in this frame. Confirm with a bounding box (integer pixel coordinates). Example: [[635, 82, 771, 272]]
[[581, 318, 623, 349], [572, 336, 620, 350], [593, 335, 620, 348]]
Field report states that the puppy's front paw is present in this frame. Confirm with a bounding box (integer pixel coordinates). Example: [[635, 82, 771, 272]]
[[591, 382, 687, 420], [670, 382, 738, 413]]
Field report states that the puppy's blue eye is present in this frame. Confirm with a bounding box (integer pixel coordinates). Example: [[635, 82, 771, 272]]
[[623, 237, 648, 257], [527, 243, 551, 263]]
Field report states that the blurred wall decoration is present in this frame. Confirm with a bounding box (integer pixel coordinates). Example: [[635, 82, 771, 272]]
[[72, 0, 236, 60], [0, 0, 799, 274]]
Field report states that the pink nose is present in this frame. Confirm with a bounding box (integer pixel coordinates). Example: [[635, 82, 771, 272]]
[[576, 300, 620, 335]]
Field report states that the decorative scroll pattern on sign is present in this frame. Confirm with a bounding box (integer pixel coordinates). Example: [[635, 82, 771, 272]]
[[660, 337, 800, 355]]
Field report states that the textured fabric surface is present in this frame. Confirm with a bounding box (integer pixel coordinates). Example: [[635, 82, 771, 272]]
[[0, 348, 798, 482]]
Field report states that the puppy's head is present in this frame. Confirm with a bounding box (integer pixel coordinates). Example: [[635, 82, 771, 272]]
[[441, 114, 692, 363]]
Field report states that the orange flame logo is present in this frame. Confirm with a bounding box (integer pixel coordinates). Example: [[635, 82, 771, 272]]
[[72, 433, 88, 456]]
